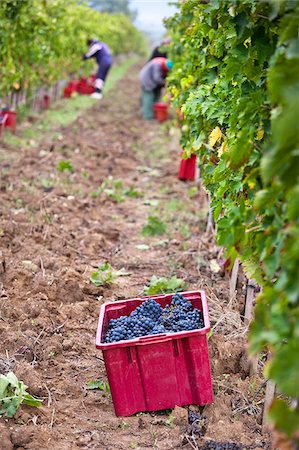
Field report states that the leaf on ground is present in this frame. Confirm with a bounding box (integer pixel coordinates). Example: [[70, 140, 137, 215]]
[[209, 259, 221, 273], [143, 199, 159, 207], [135, 244, 150, 251]]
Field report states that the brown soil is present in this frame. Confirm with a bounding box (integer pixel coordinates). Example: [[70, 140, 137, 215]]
[[0, 65, 270, 450]]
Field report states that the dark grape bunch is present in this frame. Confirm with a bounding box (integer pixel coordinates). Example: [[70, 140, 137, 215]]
[[188, 410, 206, 436], [201, 442, 239, 450], [104, 294, 204, 343], [201, 442, 247, 450]]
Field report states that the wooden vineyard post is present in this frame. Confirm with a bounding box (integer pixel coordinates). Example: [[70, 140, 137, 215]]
[[263, 379, 276, 429], [244, 279, 256, 324], [244, 280, 262, 375], [206, 207, 214, 234], [195, 161, 200, 184], [229, 258, 239, 299], [206, 195, 215, 235], [30, 90, 37, 112], [11, 93, 17, 110], [54, 82, 59, 101]]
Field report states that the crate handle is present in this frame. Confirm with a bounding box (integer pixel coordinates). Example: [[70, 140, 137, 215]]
[[108, 305, 127, 311], [138, 334, 167, 342]]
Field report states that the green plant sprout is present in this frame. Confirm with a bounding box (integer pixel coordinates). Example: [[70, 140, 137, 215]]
[[0, 372, 42, 418], [124, 186, 143, 198], [92, 177, 142, 203], [144, 275, 186, 295], [90, 262, 130, 287], [86, 380, 110, 394], [56, 160, 74, 173], [142, 216, 167, 237]]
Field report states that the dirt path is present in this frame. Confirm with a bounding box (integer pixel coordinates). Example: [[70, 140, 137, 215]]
[[0, 66, 269, 450]]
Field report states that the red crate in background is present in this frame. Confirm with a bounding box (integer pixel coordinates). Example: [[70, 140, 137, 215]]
[[77, 77, 95, 95], [154, 102, 168, 122], [178, 153, 197, 181], [42, 94, 50, 110], [0, 110, 17, 134], [63, 80, 79, 98], [96, 291, 213, 417]]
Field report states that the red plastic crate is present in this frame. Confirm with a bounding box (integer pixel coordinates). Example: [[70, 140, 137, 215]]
[[154, 102, 168, 122], [42, 94, 50, 110], [178, 154, 197, 181], [63, 80, 78, 98], [0, 110, 17, 134], [96, 291, 213, 416], [77, 77, 95, 95]]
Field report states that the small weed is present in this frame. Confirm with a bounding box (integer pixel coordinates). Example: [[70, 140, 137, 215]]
[[90, 262, 130, 287], [165, 414, 175, 428], [94, 177, 142, 202], [130, 443, 138, 449], [43, 212, 53, 224], [14, 198, 24, 209], [81, 170, 90, 179], [56, 160, 73, 173], [124, 186, 143, 198], [144, 275, 186, 295], [207, 329, 214, 339], [40, 178, 54, 190], [164, 199, 184, 212], [0, 372, 42, 418], [179, 223, 191, 238], [86, 380, 110, 395], [119, 420, 130, 429], [188, 186, 198, 198], [142, 216, 167, 237], [102, 178, 124, 203], [181, 241, 189, 251], [159, 185, 171, 194], [48, 352, 56, 359], [91, 190, 100, 199]]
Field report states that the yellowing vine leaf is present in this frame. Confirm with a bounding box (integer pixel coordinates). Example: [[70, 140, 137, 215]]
[[256, 128, 264, 141], [243, 38, 251, 48], [209, 127, 222, 147], [218, 141, 228, 157]]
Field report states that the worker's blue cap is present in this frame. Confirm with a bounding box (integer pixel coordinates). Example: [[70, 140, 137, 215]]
[[166, 60, 173, 70]]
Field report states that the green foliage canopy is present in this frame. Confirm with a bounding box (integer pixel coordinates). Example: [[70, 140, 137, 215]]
[[0, 0, 145, 95], [166, 0, 299, 438]]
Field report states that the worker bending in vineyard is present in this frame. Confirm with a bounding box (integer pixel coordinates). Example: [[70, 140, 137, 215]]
[[149, 37, 171, 60], [83, 38, 113, 99], [139, 57, 173, 120]]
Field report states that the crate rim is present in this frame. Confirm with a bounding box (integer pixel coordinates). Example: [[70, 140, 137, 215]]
[[96, 290, 210, 350]]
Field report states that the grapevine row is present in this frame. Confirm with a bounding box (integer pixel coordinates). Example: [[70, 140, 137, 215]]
[[166, 0, 299, 439], [0, 0, 145, 98]]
